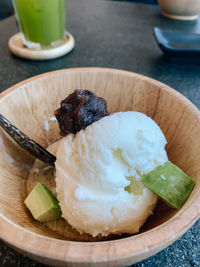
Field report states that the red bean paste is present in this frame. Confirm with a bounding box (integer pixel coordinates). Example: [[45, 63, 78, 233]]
[[54, 89, 109, 136]]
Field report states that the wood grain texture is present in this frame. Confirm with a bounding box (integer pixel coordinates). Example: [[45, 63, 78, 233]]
[[8, 32, 75, 60], [0, 68, 199, 266]]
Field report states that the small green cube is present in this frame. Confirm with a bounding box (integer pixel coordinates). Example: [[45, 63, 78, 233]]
[[142, 161, 195, 209], [24, 182, 62, 222]]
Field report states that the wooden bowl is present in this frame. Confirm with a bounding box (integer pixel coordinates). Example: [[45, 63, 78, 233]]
[[0, 68, 199, 266]]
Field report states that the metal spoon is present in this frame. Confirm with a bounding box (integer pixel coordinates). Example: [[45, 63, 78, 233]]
[[0, 114, 56, 167]]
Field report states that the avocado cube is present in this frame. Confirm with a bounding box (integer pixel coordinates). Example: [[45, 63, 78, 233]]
[[24, 182, 62, 222], [142, 161, 195, 210]]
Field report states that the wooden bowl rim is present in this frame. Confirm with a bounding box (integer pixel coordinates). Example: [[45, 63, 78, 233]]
[[0, 67, 200, 264]]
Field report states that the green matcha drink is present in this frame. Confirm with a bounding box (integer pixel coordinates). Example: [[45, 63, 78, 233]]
[[12, 0, 66, 47]]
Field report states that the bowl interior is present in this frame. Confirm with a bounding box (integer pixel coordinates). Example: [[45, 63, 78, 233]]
[[0, 68, 199, 242]]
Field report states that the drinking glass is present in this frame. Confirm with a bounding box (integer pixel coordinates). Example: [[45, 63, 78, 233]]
[[12, 0, 66, 49]]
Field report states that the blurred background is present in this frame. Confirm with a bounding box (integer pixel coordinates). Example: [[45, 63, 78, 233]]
[[0, 0, 14, 20], [0, 0, 158, 21]]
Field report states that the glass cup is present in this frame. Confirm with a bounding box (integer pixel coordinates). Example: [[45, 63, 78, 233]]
[[12, 0, 66, 49]]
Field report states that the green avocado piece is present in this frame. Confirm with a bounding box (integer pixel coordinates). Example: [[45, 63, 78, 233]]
[[142, 161, 195, 210], [24, 182, 62, 222]]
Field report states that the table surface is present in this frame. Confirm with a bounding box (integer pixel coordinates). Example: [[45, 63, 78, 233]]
[[0, 0, 199, 266]]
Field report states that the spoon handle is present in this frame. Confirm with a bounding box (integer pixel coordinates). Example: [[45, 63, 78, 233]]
[[0, 114, 56, 167]]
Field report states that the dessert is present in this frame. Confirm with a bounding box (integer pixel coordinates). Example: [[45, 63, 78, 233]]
[[55, 111, 168, 237], [25, 89, 195, 240], [54, 89, 109, 136]]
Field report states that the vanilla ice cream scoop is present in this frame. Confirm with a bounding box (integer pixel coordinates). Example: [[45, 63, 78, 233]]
[[55, 111, 168, 237]]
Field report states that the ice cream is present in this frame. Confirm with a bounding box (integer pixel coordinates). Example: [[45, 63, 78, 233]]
[[55, 111, 168, 237]]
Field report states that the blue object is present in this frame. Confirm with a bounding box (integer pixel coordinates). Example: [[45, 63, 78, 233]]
[[0, 0, 13, 21], [154, 27, 200, 62]]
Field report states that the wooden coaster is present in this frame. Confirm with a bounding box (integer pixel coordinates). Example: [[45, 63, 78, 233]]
[[8, 32, 75, 60]]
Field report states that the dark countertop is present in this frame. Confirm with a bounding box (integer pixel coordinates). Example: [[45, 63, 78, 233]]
[[0, 0, 199, 266]]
